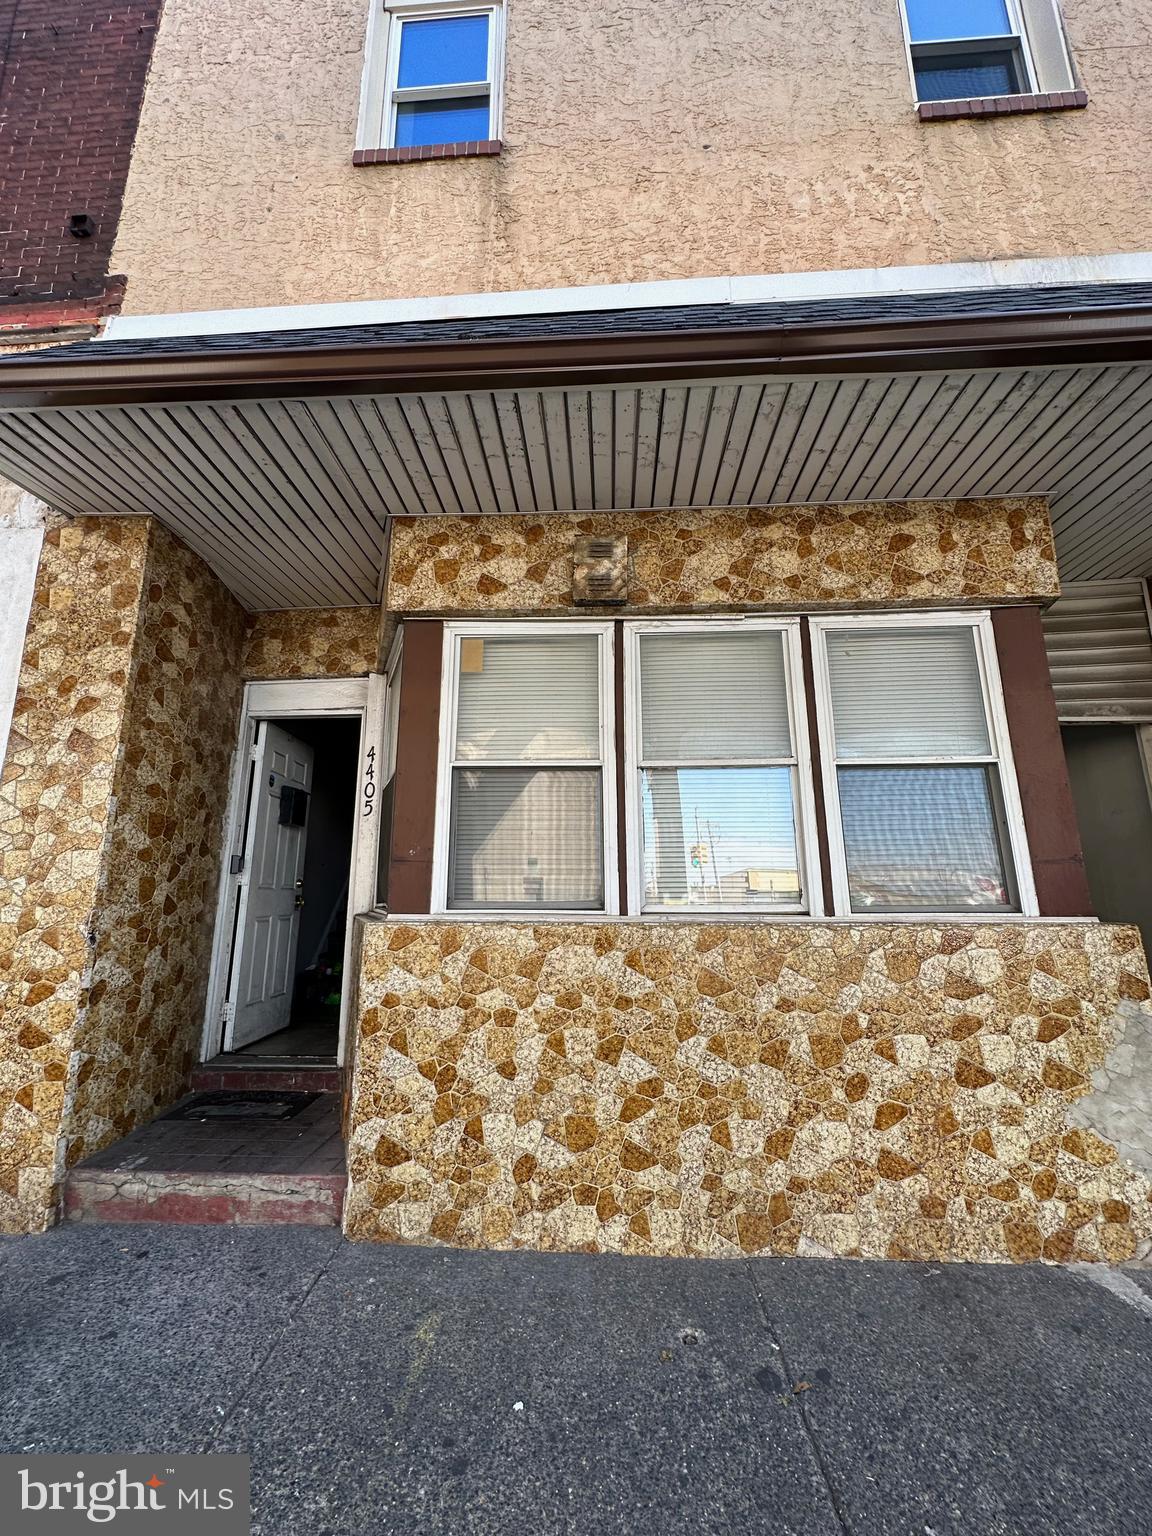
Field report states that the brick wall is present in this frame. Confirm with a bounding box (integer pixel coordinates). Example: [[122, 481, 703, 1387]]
[[0, 0, 162, 314]]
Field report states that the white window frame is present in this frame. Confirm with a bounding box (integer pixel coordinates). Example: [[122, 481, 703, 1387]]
[[897, 0, 1039, 103], [357, 0, 505, 153], [623, 618, 824, 919], [431, 620, 619, 917], [809, 610, 1038, 920]]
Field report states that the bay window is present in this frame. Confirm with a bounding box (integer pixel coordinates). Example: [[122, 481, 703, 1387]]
[[428, 613, 1035, 920]]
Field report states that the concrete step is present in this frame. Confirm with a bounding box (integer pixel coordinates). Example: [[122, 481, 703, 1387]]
[[64, 1168, 346, 1227], [190, 1060, 342, 1093]]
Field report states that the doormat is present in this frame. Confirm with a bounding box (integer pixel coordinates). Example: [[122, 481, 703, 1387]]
[[164, 1091, 321, 1122]]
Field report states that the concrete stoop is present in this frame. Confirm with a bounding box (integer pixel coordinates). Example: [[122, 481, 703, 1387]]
[[64, 1168, 346, 1227], [189, 1062, 342, 1093]]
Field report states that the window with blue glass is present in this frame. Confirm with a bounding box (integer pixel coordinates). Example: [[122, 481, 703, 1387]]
[[384, 5, 502, 149], [900, 0, 1033, 101]]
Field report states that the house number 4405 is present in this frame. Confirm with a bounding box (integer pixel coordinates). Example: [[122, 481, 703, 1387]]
[[362, 744, 376, 817]]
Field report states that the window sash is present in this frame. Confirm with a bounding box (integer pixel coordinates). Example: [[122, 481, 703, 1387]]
[[624, 619, 822, 917], [899, 0, 1037, 100], [810, 612, 1036, 918], [432, 622, 617, 915], [387, 6, 499, 147]]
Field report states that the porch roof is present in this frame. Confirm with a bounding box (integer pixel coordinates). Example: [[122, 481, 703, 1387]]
[[1, 280, 1152, 610]]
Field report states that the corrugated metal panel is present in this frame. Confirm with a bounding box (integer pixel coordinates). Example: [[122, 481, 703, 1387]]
[[1043, 581, 1152, 721], [3, 363, 1152, 608]]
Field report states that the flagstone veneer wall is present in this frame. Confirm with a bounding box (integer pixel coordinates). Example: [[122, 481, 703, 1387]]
[[0, 515, 246, 1230], [385, 499, 1058, 614], [242, 605, 382, 679], [346, 918, 1152, 1264]]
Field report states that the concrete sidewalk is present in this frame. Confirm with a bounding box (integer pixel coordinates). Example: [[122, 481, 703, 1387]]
[[2, 1228, 1151, 1535]]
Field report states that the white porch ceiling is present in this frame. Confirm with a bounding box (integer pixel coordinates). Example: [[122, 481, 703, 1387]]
[[1, 362, 1151, 610]]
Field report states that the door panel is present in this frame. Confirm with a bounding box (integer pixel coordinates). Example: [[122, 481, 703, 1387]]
[[1062, 723, 1152, 960], [225, 721, 315, 1049]]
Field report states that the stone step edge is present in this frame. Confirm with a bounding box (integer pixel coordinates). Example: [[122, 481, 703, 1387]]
[[63, 1169, 346, 1227], [189, 1066, 343, 1092]]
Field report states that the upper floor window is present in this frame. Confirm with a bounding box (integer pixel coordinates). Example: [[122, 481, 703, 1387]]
[[899, 0, 1077, 104], [358, 0, 505, 153]]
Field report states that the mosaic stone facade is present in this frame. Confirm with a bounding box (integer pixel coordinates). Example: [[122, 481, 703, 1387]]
[[386, 499, 1059, 615], [0, 515, 246, 1231], [62, 523, 246, 1169], [346, 918, 1152, 1264], [242, 606, 382, 679]]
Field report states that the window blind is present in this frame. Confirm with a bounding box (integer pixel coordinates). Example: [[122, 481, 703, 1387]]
[[639, 631, 792, 760], [826, 627, 990, 759], [455, 635, 599, 761]]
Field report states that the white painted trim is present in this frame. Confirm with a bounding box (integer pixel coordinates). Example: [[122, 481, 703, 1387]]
[[100, 252, 1152, 342], [808, 609, 1038, 920], [621, 616, 824, 918], [429, 619, 618, 917], [358, 910, 1101, 927], [0, 495, 47, 777], [201, 677, 377, 1068]]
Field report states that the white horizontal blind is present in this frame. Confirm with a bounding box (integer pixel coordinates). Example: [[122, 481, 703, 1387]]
[[635, 627, 803, 911], [826, 627, 990, 758], [1042, 581, 1152, 722], [455, 635, 599, 761], [821, 622, 1015, 914], [447, 631, 605, 910], [639, 632, 792, 759]]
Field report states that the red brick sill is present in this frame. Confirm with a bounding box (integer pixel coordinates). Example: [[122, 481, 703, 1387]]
[[353, 139, 502, 165], [918, 90, 1087, 121]]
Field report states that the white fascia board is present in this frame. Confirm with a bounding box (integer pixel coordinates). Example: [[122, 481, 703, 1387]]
[[101, 251, 1152, 344]]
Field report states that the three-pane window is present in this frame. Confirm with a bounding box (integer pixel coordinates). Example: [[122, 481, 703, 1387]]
[[431, 616, 1034, 919]]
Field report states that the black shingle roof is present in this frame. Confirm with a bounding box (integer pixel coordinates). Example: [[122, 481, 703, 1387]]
[[5, 279, 1152, 367]]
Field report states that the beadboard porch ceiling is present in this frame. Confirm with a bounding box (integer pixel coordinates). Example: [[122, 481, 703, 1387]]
[[1, 362, 1151, 609]]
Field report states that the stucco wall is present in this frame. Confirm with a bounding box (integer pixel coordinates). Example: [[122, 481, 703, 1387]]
[[111, 0, 1152, 315], [386, 498, 1059, 614], [346, 917, 1152, 1263], [0, 515, 248, 1229], [242, 605, 382, 679]]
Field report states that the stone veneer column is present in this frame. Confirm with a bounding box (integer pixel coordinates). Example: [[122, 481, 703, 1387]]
[[0, 514, 247, 1232]]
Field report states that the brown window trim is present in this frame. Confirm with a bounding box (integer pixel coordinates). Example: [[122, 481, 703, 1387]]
[[918, 90, 1087, 122], [991, 605, 1093, 918], [353, 140, 502, 166], [384, 618, 443, 915]]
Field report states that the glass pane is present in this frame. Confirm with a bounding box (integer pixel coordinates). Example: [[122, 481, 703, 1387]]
[[904, 0, 1012, 42], [641, 768, 801, 909], [456, 635, 599, 762], [639, 631, 792, 760], [449, 767, 603, 909], [395, 96, 490, 148], [914, 52, 1020, 100], [397, 14, 490, 87], [838, 765, 1014, 912], [826, 626, 991, 760]]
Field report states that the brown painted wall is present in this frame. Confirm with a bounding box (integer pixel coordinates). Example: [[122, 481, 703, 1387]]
[[386, 620, 442, 915], [993, 605, 1094, 918], [110, 0, 1152, 315]]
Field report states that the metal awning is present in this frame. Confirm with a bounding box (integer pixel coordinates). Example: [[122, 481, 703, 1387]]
[[2, 283, 1152, 610]]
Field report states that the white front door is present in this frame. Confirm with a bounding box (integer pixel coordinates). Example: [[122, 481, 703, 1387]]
[[224, 722, 315, 1050]]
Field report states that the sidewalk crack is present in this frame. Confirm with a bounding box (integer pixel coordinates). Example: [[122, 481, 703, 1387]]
[[199, 1231, 343, 1451], [743, 1259, 853, 1536]]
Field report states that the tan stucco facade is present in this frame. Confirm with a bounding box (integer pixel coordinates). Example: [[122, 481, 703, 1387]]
[[111, 0, 1152, 315]]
